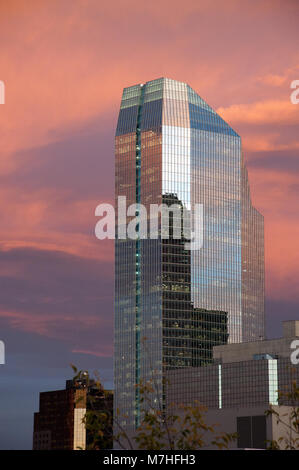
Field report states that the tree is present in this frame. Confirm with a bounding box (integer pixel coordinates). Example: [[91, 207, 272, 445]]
[[71, 365, 113, 450], [266, 378, 299, 450], [72, 366, 236, 450]]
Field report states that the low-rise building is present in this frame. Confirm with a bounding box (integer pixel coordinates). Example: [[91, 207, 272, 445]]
[[33, 378, 113, 450], [165, 320, 299, 448]]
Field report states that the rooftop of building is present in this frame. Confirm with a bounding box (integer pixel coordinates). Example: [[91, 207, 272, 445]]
[[213, 320, 299, 363]]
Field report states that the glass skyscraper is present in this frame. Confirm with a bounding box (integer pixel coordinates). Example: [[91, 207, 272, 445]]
[[114, 78, 264, 431]]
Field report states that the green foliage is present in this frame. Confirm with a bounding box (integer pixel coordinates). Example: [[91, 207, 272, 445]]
[[71, 365, 113, 450], [127, 378, 236, 450], [266, 379, 299, 450], [72, 366, 236, 450]]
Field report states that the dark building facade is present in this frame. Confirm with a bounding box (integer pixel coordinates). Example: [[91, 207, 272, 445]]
[[162, 193, 228, 369], [166, 321, 299, 410], [33, 379, 113, 450]]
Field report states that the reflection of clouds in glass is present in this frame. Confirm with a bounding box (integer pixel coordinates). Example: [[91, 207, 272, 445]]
[[114, 78, 265, 435]]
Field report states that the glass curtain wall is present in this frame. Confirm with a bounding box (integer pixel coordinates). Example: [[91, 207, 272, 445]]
[[114, 78, 264, 432]]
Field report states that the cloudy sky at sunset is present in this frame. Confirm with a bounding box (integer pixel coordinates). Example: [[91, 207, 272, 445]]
[[0, 0, 298, 448]]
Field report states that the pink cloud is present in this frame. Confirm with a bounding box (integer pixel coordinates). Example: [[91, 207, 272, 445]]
[[71, 349, 112, 358], [217, 99, 299, 125], [0, 0, 298, 335]]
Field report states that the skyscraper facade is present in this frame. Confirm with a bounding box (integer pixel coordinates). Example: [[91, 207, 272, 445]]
[[114, 78, 264, 431]]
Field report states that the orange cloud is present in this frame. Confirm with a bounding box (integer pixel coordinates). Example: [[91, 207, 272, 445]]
[[0, 308, 112, 339], [0, 308, 96, 334], [256, 64, 299, 88], [242, 134, 299, 152], [247, 166, 299, 301], [217, 99, 299, 125], [0, 183, 114, 262], [71, 348, 112, 358]]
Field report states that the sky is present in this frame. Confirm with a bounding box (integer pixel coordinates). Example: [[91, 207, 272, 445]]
[[0, 0, 298, 449]]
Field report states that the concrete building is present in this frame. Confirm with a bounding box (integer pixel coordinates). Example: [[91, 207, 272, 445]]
[[165, 321, 299, 448], [199, 405, 296, 449]]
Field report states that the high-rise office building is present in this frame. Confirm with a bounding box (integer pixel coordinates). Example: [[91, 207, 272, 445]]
[[114, 78, 264, 432]]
